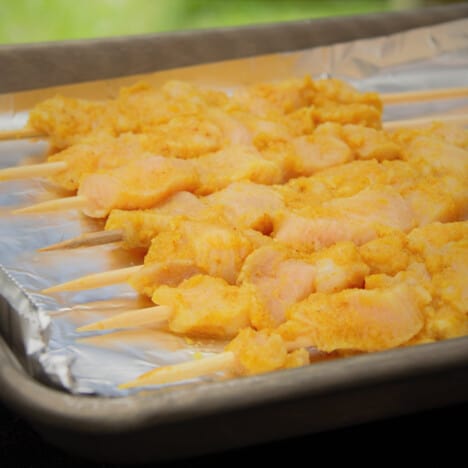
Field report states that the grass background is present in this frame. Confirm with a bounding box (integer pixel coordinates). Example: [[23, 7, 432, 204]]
[[0, 0, 461, 44]]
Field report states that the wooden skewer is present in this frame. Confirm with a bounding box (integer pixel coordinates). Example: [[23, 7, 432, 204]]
[[119, 351, 237, 389], [13, 195, 87, 214], [380, 86, 468, 105], [77, 305, 171, 332], [39, 229, 124, 252], [119, 338, 306, 389], [383, 113, 468, 130], [0, 127, 45, 142], [0, 161, 66, 182], [42, 265, 141, 293]]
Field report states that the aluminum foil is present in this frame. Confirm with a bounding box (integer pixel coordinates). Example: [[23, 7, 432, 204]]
[[1, 18, 467, 397]]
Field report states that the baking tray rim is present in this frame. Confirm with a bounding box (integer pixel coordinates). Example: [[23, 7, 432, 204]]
[[1, 333, 468, 434]]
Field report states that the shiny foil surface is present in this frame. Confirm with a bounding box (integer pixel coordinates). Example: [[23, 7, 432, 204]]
[[0, 18, 467, 396]]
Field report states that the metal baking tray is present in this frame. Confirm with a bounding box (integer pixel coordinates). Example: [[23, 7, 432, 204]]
[[1, 4, 468, 463]]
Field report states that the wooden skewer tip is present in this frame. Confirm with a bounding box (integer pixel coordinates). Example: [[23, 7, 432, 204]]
[[0, 161, 66, 182], [38, 229, 124, 252], [119, 351, 237, 389], [42, 265, 141, 294], [13, 195, 88, 215], [76, 305, 171, 332], [0, 127, 45, 142]]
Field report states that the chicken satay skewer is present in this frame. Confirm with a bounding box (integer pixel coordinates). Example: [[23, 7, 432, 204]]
[[40, 180, 285, 251], [9, 116, 413, 216], [12, 146, 282, 216], [79, 221, 468, 390], [0, 75, 381, 144], [77, 220, 468, 343], [1, 84, 467, 143], [2, 109, 466, 186], [119, 330, 312, 389], [41, 214, 266, 294], [41, 143, 468, 295], [42, 182, 418, 296], [119, 276, 427, 389]]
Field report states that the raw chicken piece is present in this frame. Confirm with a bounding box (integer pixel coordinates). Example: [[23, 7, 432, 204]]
[[239, 241, 369, 329], [274, 186, 416, 251], [48, 133, 148, 191], [151, 275, 256, 338], [362, 222, 468, 344], [105, 192, 209, 248], [204, 182, 284, 234], [400, 135, 468, 180], [130, 220, 259, 296], [226, 328, 310, 376], [278, 282, 427, 352], [194, 145, 284, 194], [28, 96, 113, 151], [78, 155, 200, 218], [105, 182, 283, 249], [341, 124, 403, 161], [292, 123, 354, 174], [388, 122, 468, 151]]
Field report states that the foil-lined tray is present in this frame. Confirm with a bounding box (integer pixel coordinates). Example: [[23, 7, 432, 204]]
[[1, 9, 468, 463], [0, 17, 468, 400]]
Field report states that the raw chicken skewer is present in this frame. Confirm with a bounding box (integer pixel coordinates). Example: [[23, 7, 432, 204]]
[[42, 217, 269, 294], [38, 120, 468, 296], [114, 220, 468, 388], [76, 240, 371, 337], [1, 82, 466, 144], [43, 171, 453, 296], [0, 101, 387, 188], [118, 272, 427, 388], [0, 76, 382, 149], [39, 129, 468, 253], [13, 146, 282, 217], [78, 221, 467, 340], [11, 118, 409, 218], [40, 181, 285, 251], [119, 329, 312, 389], [0, 80, 232, 150], [2, 110, 466, 187], [7, 116, 468, 223], [119, 281, 421, 389]]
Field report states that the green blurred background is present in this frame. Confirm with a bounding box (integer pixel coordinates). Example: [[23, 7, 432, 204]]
[[0, 0, 463, 45]]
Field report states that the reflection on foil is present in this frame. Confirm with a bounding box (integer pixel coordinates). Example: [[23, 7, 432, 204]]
[[0, 18, 467, 396]]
